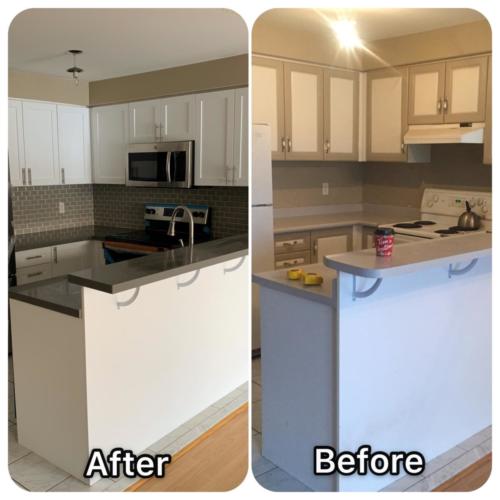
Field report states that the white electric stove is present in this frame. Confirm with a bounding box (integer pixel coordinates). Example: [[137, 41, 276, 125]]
[[382, 188, 492, 243]]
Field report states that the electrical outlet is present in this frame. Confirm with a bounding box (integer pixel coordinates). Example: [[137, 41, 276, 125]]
[[59, 202, 65, 214], [322, 182, 329, 196]]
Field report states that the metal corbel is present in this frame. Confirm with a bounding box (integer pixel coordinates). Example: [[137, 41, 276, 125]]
[[116, 287, 140, 309], [352, 275, 383, 301], [448, 258, 478, 278]]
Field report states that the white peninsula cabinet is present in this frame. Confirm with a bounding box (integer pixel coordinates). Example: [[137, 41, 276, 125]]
[[91, 104, 129, 184], [366, 67, 408, 162], [128, 95, 195, 143], [194, 88, 248, 186], [408, 56, 488, 125]]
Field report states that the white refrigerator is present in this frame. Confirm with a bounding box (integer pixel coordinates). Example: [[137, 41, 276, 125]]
[[252, 124, 275, 352]]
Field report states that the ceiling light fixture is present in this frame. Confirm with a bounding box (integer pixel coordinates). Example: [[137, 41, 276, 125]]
[[66, 49, 83, 86], [331, 20, 362, 49]]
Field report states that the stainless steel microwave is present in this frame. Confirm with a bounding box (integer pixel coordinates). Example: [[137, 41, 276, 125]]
[[127, 141, 194, 188]]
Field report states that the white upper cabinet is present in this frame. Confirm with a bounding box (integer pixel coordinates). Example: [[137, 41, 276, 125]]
[[284, 62, 324, 160], [366, 67, 408, 162], [445, 56, 488, 123], [323, 69, 359, 160], [252, 57, 285, 160], [22, 100, 60, 185], [91, 104, 129, 184], [8, 99, 25, 187], [194, 89, 235, 186], [57, 105, 91, 184], [233, 88, 248, 186], [408, 62, 446, 125], [157, 94, 195, 141], [128, 99, 162, 143]]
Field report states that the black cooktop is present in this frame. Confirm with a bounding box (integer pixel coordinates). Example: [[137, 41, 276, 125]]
[[105, 229, 211, 249]]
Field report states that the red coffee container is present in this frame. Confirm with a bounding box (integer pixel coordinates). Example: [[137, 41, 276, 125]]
[[373, 227, 395, 257]]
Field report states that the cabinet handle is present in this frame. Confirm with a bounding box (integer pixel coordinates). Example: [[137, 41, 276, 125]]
[[325, 140, 330, 154], [443, 99, 448, 112], [437, 99, 442, 112], [313, 242, 318, 255], [159, 124, 163, 141], [28, 168, 32, 185], [22, 168, 26, 185], [287, 138, 292, 153], [281, 137, 286, 152], [401, 143, 406, 153], [26, 255, 43, 260], [154, 124, 159, 141], [27, 271, 43, 278], [53, 247, 58, 264], [61, 168, 65, 184]]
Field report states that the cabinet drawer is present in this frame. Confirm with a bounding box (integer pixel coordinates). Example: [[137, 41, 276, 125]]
[[274, 232, 310, 255], [17, 263, 52, 285], [16, 247, 52, 268], [275, 251, 311, 269]]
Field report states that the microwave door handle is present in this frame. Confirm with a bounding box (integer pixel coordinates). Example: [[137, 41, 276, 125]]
[[166, 151, 172, 183]]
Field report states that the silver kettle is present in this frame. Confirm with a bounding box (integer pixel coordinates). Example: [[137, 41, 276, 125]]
[[457, 201, 481, 230]]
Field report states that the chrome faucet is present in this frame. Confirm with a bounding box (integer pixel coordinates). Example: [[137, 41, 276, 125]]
[[168, 205, 194, 249]]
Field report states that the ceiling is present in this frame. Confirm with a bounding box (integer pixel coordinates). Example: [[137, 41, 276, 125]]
[[9, 9, 248, 81], [257, 8, 486, 42]]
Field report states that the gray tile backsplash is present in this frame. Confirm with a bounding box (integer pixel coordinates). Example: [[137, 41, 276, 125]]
[[12, 184, 248, 240]]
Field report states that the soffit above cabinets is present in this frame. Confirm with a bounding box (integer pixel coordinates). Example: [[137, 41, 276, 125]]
[[9, 9, 248, 81]]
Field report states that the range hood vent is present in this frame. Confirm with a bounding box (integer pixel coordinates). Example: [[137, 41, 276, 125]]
[[404, 123, 484, 145]]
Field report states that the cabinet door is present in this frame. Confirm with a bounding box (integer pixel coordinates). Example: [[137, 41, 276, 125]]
[[158, 94, 195, 141], [8, 99, 25, 186], [57, 105, 91, 184], [311, 227, 352, 263], [483, 55, 492, 165], [366, 67, 408, 162], [22, 101, 60, 185], [52, 241, 94, 277], [252, 57, 285, 160], [91, 104, 128, 184], [324, 69, 359, 160], [233, 88, 248, 186], [284, 63, 324, 160], [408, 62, 445, 124], [444, 56, 488, 123], [194, 90, 235, 186], [128, 99, 162, 143]]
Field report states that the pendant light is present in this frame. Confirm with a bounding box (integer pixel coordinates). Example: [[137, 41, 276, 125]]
[[67, 49, 83, 86]]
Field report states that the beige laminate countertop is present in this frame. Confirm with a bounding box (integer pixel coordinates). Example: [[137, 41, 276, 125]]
[[324, 232, 492, 278], [273, 211, 403, 234]]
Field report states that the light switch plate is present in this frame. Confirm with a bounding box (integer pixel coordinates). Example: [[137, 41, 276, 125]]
[[322, 182, 329, 196], [59, 202, 65, 214]]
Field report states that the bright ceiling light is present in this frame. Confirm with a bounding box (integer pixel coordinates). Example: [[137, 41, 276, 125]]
[[331, 20, 363, 49]]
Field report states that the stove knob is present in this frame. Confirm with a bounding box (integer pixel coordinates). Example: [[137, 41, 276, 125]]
[[469, 198, 476, 208], [427, 201, 434, 208], [433, 195, 439, 202], [477, 199, 484, 206]]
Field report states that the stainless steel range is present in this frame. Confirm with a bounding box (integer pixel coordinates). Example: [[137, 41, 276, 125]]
[[103, 204, 211, 264], [382, 188, 491, 244]]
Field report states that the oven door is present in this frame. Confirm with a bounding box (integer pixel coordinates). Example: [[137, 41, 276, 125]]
[[127, 141, 193, 188]]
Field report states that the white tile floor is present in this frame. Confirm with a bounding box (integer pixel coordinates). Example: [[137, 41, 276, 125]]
[[251, 357, 492, 492], [8, 355, 248, 492]]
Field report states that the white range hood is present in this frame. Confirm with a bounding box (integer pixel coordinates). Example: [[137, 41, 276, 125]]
[[404, 123, 484, 145]]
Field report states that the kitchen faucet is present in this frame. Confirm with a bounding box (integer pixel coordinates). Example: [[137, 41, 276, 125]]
[[168, 205, 194, 249]]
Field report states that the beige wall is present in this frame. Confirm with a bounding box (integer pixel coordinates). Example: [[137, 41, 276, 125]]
[[89, 54, 248, 106], [363, 144, 491, 208], [272, 163, 363, 208], [362, 20, 491, 70], [9, 69, 89, 105]]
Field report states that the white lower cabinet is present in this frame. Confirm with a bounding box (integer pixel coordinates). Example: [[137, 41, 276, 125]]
[[91, 104, 129, 184], [310, 227, 352, 263]]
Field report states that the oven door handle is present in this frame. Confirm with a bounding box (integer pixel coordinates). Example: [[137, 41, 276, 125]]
[[166, 151, 172, 183]]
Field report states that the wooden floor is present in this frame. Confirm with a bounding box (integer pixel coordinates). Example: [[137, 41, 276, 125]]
[[433, 453, 492, 492], [129, 403, 248, 492]]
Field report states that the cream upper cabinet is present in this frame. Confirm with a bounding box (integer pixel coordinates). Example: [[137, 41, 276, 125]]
[[408, 63, 446, 125], [233, 87, 248, 186], [366, 67, 408, 162], [157, 94, 195, 141], [57, 105, 91, 184], [284, 63, 324, 160], [91, 104, 129, 184], [22, 100, 60, 185], [194, 89, 235, 186], [445, 56, 488, 123], [8, 99, 25, 187], [483, 55, 492, 165], [323, 69, 359, 160], [252, 57, 285, 160]]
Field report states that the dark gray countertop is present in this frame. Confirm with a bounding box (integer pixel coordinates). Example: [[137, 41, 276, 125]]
[[15, 225, 134, 251], [9, 234, 248, 316]]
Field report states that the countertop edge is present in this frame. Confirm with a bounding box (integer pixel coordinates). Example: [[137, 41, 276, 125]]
[[273, 219, 380, 234], [9, 293, 81, 318], [69, 248, 248, 294]]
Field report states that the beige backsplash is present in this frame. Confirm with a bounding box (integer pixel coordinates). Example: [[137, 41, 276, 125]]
[[273, 144, 491, 210]]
